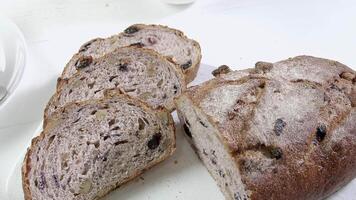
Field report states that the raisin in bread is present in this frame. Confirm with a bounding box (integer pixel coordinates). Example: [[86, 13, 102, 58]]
[[45, 47, 185, 118], [61, 24, 201, 83], [22, 90, 175, 200], [176, 56, 356, 200]]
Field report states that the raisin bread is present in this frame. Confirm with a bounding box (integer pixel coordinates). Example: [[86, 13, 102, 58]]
[[61, 24, 201, 83], [22, 90, 175, 200], [176, 56, 356, 200], [45, 47, 185, 118]]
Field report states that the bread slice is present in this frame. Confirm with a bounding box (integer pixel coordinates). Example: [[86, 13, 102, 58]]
[[22, 90, 175, 200], [61, 24, 201, 83], [176, 56, 356, 200], [45, 47, 185, 118]]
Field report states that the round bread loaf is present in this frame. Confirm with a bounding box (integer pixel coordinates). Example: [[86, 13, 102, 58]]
[[176, 56, 356, 200]]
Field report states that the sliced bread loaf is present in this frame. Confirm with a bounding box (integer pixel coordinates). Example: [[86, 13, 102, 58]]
[[45, 47, 185, 118], [176, 56, 356, 200], [61, 24, 201, 83], [23, 90, 175, 200]]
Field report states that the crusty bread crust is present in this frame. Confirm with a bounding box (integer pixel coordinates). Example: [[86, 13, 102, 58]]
[[60, 24, 201, 84], [177, 55, 356, 200], [23, 90, 176, 200]]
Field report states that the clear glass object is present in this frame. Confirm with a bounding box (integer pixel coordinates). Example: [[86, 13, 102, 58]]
[[0, 17, 27, 109]]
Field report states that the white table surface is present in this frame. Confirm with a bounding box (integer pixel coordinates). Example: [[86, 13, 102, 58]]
[[1, 0, 356, 199]]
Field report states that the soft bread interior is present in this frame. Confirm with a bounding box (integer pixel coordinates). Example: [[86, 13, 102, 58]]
[[177, 95, 249, 200], [46, 47, 184, 117], [25, 95, 175, 200]]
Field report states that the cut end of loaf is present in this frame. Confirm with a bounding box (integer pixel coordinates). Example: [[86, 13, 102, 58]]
[[176, 95, 250, 200]]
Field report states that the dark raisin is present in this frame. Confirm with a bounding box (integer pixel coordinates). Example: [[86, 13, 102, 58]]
[[199, 120, 208, 128], [147, 133, 162, 149], [118, 63, 128, 71], [316, 124, 327, 142], [88, 82, 95, 89], [181, 60, 192, 70], [185, 119, 190, 127], [72, 118, 80, 124], [234, 193, 242, 200], [273, 118, 286, 136], [138, 118, 145, 130], [124, 26, 140, 34], [147, 37, 157, 45], [183, 123, 192, 138], [53, 174, 60, 188], [114, 140, 128, 146], [111, 126, 120, 131], [109, 75, 118, 82], [173, 85, 178, 94], [211, 150, 216, 157], [108, 119, 116, 126], [270, 147, 283, 159], [211, 158, 217, 165], [218, 170, 225, 178], [38, 172, 46, 190], [129, 42, 145, 48], [75, 56, 93, 69]]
